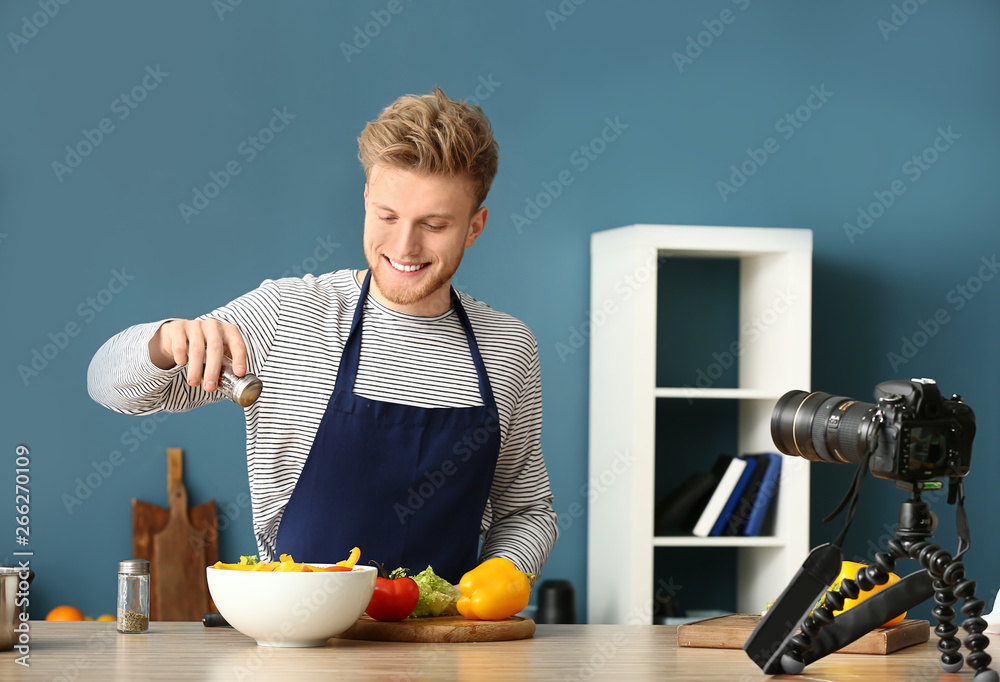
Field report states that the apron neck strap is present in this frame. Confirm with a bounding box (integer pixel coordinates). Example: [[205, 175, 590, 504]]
[[337, 270, 496, 408]]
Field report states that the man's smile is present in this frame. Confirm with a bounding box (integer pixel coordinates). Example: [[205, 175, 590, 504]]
[[386, 256, 429, 273]]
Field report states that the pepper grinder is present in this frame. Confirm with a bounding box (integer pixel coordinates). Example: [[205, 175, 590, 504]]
[[535, 579, 577, 624]]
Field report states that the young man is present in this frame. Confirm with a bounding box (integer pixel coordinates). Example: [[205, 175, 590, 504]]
[[88, 88, 558, 583]]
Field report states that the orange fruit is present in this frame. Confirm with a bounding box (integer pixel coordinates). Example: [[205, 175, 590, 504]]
[[46, 605, 85, 621], [829, 561, 906, 627], [96, 614, 116, 622]]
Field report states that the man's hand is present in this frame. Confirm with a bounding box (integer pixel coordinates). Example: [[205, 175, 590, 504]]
[[149, 319, 248, 392]]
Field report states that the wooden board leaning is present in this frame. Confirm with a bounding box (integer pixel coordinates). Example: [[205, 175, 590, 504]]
[[677, 614, 930, 655]]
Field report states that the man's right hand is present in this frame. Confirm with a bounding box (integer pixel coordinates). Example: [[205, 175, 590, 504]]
[[149, 319, 248, 393]]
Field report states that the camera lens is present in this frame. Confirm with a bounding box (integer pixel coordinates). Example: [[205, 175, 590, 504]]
[[771, 390, 880, 465]]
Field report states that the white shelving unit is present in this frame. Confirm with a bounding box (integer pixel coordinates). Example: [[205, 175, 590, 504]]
[[587, 224, 812, 624]]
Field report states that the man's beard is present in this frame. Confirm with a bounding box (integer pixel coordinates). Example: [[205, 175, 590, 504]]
[[368, 255, 457, 308]]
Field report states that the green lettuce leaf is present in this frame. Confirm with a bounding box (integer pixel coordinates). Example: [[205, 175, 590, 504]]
[[409, 565, 461, 618]]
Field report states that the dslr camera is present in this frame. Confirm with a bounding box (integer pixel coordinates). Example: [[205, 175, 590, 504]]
[[770, 378, 975, 483]]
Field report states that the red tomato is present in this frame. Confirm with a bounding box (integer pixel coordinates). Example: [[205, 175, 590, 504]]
[[365, 566, 420, 622]]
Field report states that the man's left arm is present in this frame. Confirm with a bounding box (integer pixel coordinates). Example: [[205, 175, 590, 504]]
[[479, 339, 558, 576]]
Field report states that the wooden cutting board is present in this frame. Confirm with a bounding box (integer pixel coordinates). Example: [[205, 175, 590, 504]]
[[132, 448, 218, 621], [337, 615, 536, 643], [676, 614, 929, 655]]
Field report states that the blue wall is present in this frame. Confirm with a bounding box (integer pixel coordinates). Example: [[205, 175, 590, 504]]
[[2, 0, 997, 624]]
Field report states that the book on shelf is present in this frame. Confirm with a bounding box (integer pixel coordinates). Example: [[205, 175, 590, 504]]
[[721, 454, 770, 537], [741, 453, 782, 537], [692, 455, 747, 537], [709, 456, 759, 536], [655, 453, 783, 539], [653, 470, 721, 536]]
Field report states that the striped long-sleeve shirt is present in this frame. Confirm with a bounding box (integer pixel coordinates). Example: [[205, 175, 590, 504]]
[[87, 269, 558, 574]]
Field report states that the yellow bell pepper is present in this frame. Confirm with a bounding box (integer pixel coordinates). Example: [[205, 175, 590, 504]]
[[213, 548, 361, 572], [212, 555, 261, 571], [456, 557, 533, 621], [827, 561, 906, 627], [336, 547, 361, 569], [273, 554, 304, 572], [212, 562, 254, 570]]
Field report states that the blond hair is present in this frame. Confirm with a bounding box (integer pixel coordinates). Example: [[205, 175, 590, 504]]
[[358, 87, 499, 208]]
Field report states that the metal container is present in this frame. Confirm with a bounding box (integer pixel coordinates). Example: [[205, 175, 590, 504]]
[[117, 559, 150, 634], [218, 356, 263, 407], [0, 566, 33, 652]]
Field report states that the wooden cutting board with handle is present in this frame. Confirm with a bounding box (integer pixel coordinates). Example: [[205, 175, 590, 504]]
[[132, 448, 218, 620], [337, 615, 535, 643]]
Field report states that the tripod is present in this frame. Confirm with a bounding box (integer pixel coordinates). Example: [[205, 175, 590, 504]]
[[744, 483, 996, 679]]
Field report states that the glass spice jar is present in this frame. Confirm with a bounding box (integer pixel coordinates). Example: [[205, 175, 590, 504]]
[[117, 559, 149, 634], [218, 356, 263, 407]]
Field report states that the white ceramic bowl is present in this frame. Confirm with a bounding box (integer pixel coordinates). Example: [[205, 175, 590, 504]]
[[206, 564, 377, 647]]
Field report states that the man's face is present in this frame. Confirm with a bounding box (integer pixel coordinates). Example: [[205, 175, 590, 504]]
[[363, 164, 486, 316]]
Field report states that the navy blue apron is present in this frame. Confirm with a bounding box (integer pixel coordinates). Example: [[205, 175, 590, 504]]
[[275, 271, 501, 584]]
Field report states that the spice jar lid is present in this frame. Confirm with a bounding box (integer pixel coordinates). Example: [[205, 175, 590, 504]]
[[119, 559, 150, 575], [232, 375, 263, 407]]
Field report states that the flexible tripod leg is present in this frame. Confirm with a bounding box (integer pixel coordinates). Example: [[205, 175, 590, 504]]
[[782, 539, 929, 672], [781, 538, 996, 679], [911, 540, 997, 681]]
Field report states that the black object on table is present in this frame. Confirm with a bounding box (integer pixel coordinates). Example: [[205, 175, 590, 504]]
[[535, 579, 577, 624]]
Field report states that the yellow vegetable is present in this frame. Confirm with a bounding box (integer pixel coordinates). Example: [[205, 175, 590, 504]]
[[456, 557, 533, 621], [828, 561, 906, 627], [273, 554, 304, 572], [212, 555, 260, 571], [213, 548, 361, 572], [337, 547, 361, 569]]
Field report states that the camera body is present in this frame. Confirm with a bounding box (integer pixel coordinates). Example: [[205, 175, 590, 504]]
[[771, 378, 975, 483], [868, 378, 974, 482]]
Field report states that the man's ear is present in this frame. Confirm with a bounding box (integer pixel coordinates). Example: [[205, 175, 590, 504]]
[[466, 206, 488, 247]]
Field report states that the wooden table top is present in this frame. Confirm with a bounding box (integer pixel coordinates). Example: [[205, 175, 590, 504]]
[[2, 621, 996, 681]]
